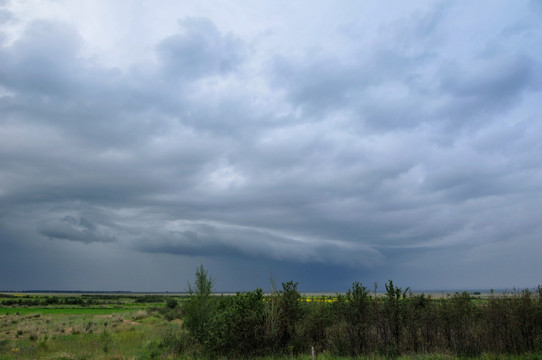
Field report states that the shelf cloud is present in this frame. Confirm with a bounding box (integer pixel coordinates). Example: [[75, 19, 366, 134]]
[[1, 0, 541, 291]]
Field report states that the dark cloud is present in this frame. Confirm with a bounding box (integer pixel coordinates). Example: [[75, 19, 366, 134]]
[[1, 2, 542, 291], [135, 220, 382, 266], [37, 215, 115, 243]]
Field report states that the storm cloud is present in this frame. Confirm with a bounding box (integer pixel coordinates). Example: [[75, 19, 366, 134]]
[[0, 0, 541, 291]]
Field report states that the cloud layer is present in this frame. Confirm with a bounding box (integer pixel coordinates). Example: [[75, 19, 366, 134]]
[[1, 0, 541, 291]]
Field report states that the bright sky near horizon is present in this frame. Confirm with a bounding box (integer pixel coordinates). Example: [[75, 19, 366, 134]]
[[1, 0, 541, 292]]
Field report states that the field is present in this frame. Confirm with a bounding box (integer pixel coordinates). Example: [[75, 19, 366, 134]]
[[1, 281, 542, 359], [0, 293, 177, 359]]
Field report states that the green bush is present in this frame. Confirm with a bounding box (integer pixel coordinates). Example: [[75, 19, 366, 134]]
[[182, 265, 216, 345], [206, 290, 266, 356], [439, 291, 481, 356], [274, 281, 304, 353], [302, 297, 333, 353], [170, 267, 542, 358], [166, 297, 178, 309]]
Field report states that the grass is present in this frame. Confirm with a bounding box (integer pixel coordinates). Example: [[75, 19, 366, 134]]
[[1, 291, 541, 359], [0, 308, 170, 359], [1, 309, 541, 360], [0, 307, 135, 315], [0, 293, 173, 359]]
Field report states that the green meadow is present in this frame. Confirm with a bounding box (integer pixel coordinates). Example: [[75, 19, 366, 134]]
[[0, 299, 175, 359], [1, 307, 130, 315], [1, 276, 542, 359]]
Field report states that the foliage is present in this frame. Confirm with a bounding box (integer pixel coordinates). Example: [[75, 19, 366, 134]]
[[2, 275, 542, 359], [181, 264, 215, 346], [166, 297, 178, 309], [175, 271, 542, 358], [274, 280, 303, 353], [206, 289, 266, 356], [331, 282, 373, 355]]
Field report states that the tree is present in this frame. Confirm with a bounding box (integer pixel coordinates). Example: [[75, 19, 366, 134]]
[[276, 281, 302, 352], [187, 264, 214, 297], [183, 265, 215, 345]]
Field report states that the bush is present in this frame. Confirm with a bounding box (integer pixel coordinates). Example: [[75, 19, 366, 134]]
[[161, 326, 199, 356], [302, 297, 333, 353], [274, 281, 304, 354], [166, 298, 178, 309], [167, 271, 542, 358], [206, 290, 266, 356], [439, 291, 481, 356], [181, 265, 216, 345]]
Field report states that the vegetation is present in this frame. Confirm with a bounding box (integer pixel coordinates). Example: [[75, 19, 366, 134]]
[[0, 271, 541, 359], [162, 269, 542, 359]]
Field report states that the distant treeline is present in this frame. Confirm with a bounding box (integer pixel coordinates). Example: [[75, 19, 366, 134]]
[[0, 294, 176, 306], [1, 290, 133, 293], [0, 296, 117, 306], [161, 266, 542, 358]]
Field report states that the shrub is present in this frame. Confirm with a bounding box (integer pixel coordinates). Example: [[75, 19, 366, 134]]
[[205, 289, 266, 356], [166, 298, 178, 309], [273, 281, 304, 354], [439, 291, 481, 356], [100, 328, 113, 353], [181, 265, 216, 346], [166, 274, 542, 358], [302, 297, 333, 353], [133, 310, 148, 321], [161, 324, 200, 356]]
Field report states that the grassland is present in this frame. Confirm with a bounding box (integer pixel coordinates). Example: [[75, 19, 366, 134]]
[[1, 285, 541, 359], [0, 293, 181, 359]]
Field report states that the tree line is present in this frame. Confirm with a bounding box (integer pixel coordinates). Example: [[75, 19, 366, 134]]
[[162, 266, 542, 358]]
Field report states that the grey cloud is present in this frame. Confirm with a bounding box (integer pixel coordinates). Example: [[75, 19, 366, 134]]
[[37, 215, 115, 243], [271, 51, 421, 118], [156, 17, 245, 81], [439, 55, 535, 115], [1, 2, 542, 291], [0, 20, 83, 96], [270, 2, 540, 137], [0, 9, 13, 25], [272, 56, 362, 114], [131, 219, 383, 266], [410, 1, 451, 39], [269, 2, 449, 125], [0, 17, 246, 147], [271, 47, 437, 134]]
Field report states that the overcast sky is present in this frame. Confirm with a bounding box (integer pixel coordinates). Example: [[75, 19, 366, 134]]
[[1, 0, 541, 292]]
